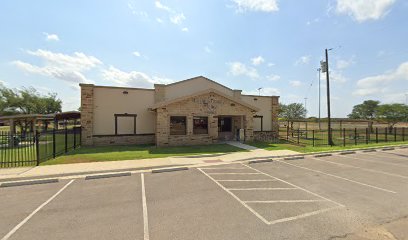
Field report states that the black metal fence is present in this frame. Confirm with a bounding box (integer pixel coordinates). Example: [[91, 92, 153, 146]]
[[0, 127, 81, 168], [281, 127, 407, 147]]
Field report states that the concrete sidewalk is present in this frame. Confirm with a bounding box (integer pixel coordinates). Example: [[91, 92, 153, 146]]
[[0, 144, 298, 182]]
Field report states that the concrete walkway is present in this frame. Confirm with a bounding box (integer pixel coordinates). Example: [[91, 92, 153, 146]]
[[0, 144, 299, 182]]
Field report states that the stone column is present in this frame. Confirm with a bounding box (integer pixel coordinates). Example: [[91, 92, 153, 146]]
[[271, 96, 280, 138], [155, 108, 169, 146], [208, 115, 218, 142], [80, 84, 94, 146], [244, 113, 254, 141]]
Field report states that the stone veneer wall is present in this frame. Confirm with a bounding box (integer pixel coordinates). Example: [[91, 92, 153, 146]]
[[80, 84, 94, 146], [271, 96, 280, 138], [155, 92, 255, 147], [254, 131, 279, 143], [92, 134, 155, 146]]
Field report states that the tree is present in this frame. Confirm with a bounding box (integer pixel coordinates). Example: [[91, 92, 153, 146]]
[[376, 104, 408, 132], [0, 86, 62, 115], [348, 100, 380, 119], [279, 103, 307, 129]]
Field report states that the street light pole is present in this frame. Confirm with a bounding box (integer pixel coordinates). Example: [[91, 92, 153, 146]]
[[325, 48, 334, 146], [317, 68, 321, 130], [304, 97, 308, 118]]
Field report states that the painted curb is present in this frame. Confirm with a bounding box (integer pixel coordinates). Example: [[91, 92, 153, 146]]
[[151, 167, 189, 173], [0, 178, 58, 188], [85, 172, 131, 180], [362, 149, 377, 153], [248, 159, 274, 164], [381, 147, 395, 151], [339, 151, 356, 155], [315, 154, 332, 158], [284, 156, 304, 160]]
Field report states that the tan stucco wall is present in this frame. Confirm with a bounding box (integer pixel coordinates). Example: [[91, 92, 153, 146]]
[[241, 95, 273, 131], [165, 77, 234, 101], [93, 87, 156, 135]]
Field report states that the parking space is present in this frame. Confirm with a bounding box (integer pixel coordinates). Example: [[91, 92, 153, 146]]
[[1, 147, 408, 239]]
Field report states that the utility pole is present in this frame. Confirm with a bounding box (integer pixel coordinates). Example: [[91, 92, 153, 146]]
[[258, 87, 262, 96], [325, 48, 334, 146], [304, 97, 308, 118], [317, 68, 321, 130]]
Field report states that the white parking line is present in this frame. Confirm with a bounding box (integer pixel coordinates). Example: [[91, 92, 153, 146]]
[[208, 173, 263, 175], [268, 206, 343, 225], [200, 167, 248, 170], [275, 160, 397, 194], [311, 156, 408, 179], [198, 168, 270, 224], [340, 154, 408, 168], [217, 179, 277, 182], [141, 173, 149, 240], [1, 180, 75, 240], [366, 152, 408, 161], [243, 164, 345, 207], [244, 200, 326, 203], [228, 188, 297, 191]]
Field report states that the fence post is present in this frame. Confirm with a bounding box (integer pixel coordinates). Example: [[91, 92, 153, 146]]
[[403, 128, 405, 141], [52, 127, 56, 158], [354, 128, 357, 145], [343, 128, 346, 147], [297, 129, 300, 144], [376, 128, 378, 143], [385, 127, 388, 142], [65, 126, 68, 153], [73, 127, 77, 149], [394, 127, 397, 142], [366, 128, 369, 144], [286, 125, 289, 141], [35, 131, 40, 166], [312, 130, 315, 147]]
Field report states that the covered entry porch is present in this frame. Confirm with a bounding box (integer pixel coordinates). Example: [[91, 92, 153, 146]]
[[217, 115, 246, 141]]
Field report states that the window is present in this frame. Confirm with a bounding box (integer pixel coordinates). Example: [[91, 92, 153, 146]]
[[193, 117, 208, 134], [170, 116, 186, 135], [115, 114, 137, 135]]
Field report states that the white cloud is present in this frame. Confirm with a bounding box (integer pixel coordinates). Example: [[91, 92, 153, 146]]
[[12, 49, 102, 84], [231, 0, 279, 13], [155, 1, 172, 12], [204, 46, 212, 53], [290, 80, 302, 87], [336, 58, 354, 69], [295, 55, 311, 65], [102, 66, 173, 88], [155, 1, 186, 26], [330, 70, 348, 83], [243, 87, 280, 96], [353, 61, 408, 96], [170, 13, 186, 25], [306, 18, 320, 26], [266, 74, 280, 81], [132, 51, 141, 57], [336, 0, 396, 22], [267, 62, 275, 67], [43, 32, 59, 41], [227, 62, 259, 79], [251, 56, 265, 66]]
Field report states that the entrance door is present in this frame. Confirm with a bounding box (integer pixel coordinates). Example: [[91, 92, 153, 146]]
[[218, 117, 233, 140]]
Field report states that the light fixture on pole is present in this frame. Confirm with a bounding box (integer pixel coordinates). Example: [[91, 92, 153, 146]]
[[258, 87, 262, 96]]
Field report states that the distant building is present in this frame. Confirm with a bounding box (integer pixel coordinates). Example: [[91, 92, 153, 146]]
[[80, 76, 279, 146]]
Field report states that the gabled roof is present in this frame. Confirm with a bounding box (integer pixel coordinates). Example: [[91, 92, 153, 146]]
[[150, 88, 260, 111], [165, 76, 234, 91]]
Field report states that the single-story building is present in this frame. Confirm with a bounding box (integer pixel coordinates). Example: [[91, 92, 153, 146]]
[[80, 76, 279, 146]]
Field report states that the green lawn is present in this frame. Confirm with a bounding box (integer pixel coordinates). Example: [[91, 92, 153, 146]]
[[248, 140, 408, 153], [41, 143, 246, 165]]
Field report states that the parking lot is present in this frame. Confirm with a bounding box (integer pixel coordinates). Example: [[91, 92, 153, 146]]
[[1, 148, 408, 240]]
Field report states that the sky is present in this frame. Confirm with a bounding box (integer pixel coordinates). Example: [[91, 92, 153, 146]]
[[0, 0, 408, 117]]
